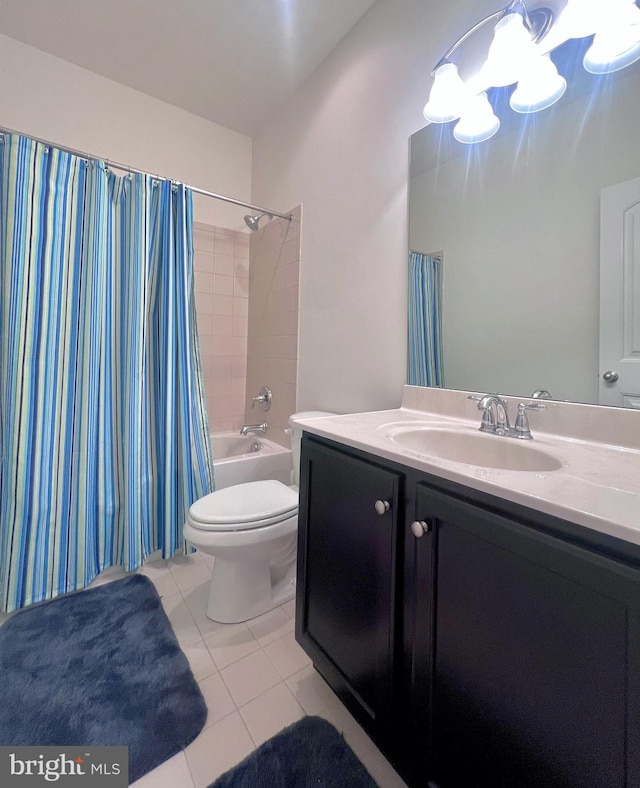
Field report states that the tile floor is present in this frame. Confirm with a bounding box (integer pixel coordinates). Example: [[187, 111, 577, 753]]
[[2, 551, 408, 788]]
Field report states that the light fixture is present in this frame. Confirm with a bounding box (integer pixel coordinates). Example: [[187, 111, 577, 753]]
[[453, 93, 501, 144], [423, 0, 640, 144], [423, 62, 471, 123], [583, 0, 640, 74], [479, 9, 543, 87], [510, 54, 567, 113]]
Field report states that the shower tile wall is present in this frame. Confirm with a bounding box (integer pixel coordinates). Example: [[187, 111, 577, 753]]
[[245, 206, 301, 447], [193, 223, 249, 432]]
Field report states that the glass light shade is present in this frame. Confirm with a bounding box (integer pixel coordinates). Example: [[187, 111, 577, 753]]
[[479, 11, 539, 88], [423, 62, 470, 123], [583, 3, 640, 73], [453, 93, 500, 144], [510, 55, 567, 113], [555, 0, 608, 40]]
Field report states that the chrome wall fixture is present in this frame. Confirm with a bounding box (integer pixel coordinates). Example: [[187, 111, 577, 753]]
[[423, 0, 640, 144]]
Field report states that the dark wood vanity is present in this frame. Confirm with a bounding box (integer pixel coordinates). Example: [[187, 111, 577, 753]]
[[295, 433, 640, 788]]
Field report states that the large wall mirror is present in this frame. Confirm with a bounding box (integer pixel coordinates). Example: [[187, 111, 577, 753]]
[[409, 38, 640, 407]]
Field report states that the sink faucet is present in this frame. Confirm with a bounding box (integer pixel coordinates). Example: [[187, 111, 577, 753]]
[[477, 394, 511, 436], [469, 395, 546, 440], [240, 422, 268, 436]]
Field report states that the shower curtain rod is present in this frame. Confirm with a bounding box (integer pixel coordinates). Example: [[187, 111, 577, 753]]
[[0, 125, 293, 221]]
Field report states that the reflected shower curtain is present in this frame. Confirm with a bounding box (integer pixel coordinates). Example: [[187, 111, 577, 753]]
[[0, 134, 214, 612], [408, 251, 444, 387]]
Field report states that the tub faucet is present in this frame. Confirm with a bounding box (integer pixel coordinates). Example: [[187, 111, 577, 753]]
[[240, 422, 268, 436]]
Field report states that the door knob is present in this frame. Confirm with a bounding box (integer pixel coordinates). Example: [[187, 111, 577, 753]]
[[374, 500, 391, 515], [411, 520, 430, 538], [602, 370, 619, 382]]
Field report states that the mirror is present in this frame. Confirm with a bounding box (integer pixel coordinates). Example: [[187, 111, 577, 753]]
[[409, 39, 640, 406]]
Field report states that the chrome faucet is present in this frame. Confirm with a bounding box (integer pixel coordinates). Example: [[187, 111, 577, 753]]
[[240, 422, 268, 436], [469, 394, 546, 440], [477, 394, 511, 436]]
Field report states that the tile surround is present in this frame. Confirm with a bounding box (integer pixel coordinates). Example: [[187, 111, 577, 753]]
[[194, 223, 250, 433], [20, 553, 406, 788], [194, 209, 300, 441]]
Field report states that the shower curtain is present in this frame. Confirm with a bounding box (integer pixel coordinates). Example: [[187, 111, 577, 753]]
[[0, 134, 214, 612], [408, 251, 444, 387]]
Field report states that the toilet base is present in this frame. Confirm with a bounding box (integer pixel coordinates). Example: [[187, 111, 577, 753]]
[[206, 556, 296, 623]]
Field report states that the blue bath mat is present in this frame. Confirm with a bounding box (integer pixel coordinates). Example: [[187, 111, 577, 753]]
[[209, 715, 378, 787], [0, 574, 207, 783]]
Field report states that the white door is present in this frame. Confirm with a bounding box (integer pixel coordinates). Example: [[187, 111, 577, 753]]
[[599, 176, 640, 408]]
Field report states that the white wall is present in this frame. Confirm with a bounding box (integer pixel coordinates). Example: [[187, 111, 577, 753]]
[[0, 34, 252, 229], [251, 0, 500, 414]]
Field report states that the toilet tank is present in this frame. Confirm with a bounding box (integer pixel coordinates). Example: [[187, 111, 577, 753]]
[[288, 411, 336, 486]]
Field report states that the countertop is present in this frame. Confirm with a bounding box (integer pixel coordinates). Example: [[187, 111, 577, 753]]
[[296, 399, 640, 548]]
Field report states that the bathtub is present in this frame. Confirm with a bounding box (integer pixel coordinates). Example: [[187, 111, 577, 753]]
[[210, 432, 292, 490]]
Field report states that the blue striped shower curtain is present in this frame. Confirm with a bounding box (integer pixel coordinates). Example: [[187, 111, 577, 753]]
[[408, 251, 444, 387], [0, 134, 214, 612]]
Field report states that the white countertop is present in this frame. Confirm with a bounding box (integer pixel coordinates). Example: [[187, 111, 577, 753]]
[[297, 397, 640, 549]]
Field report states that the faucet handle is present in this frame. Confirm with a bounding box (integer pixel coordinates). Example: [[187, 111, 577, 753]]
[[251, 386, 272, 411], [513, 401, 546, 439]]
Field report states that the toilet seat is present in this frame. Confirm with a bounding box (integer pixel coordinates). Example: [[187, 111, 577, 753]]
[[188, 480, 298, 531]]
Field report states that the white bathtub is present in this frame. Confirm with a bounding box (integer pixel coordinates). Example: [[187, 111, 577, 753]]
[[210, 432, 292, 490]]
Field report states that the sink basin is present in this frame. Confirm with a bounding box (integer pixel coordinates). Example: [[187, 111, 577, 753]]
[[390, 428, 562, 472]]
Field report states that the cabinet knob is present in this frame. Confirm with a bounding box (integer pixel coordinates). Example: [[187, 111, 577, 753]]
[[374, 500, 391, 515], [411, 520, 430, 538]]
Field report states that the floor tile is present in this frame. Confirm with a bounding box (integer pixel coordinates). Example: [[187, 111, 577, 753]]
[[137, 560, 180, 598], [263, 630, 312, 679], [280, 599, 295, 619], [239, 682, 304, 746], [286, 664, 338, 715], [161, 594, 202, 648], [182, 639, 218, 681], [220, 649, 281, 707], [245, 606, 293, 646], [183, 582, 224, 640], [130, 751, 195, 788], [185, 711, 255, 788], [204, 622, 260, 670], [198, 672, 236, 729], [170, 559, 212, 594]]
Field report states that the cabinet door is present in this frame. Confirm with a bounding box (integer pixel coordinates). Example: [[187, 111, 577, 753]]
[[296, 437, 403, 736], [418, 484, 640, 788]]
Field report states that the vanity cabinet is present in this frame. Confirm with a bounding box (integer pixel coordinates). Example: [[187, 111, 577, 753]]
[[297, 433, 640, 788], [295, 437, 404, 752]]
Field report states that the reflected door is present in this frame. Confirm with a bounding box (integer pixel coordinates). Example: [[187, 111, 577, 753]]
[[600, 176, 640, 408]]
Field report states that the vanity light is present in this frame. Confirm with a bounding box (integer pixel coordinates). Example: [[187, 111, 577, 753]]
[[423, 0, 640, 143], [423, 62, 471, 123], [510, 54, 567, 113], [479, 10, 542, 88], [453, 93, 500, 144], [583, 0, 640, 74]]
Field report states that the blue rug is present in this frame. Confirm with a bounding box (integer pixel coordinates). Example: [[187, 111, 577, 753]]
[[0, 574, 207, 783], [209, 716, 378, 787]]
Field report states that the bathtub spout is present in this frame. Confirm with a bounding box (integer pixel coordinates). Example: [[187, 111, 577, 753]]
[[240, 423, 268, 436]]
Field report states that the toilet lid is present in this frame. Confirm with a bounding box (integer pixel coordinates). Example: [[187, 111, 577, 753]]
[[189, 480, 298, 531]]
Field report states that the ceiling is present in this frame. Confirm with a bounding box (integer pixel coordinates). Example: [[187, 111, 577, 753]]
[[0, 0, 378, 136]]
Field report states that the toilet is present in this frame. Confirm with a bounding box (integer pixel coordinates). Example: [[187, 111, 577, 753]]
[[183, 411, 335, 623]]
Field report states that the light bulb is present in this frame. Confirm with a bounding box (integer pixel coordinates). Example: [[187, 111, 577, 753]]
[[423, 62, 471, 123], [583, 1, 640, 73], [453, 93, 500, 144], [510, 55, 567, 113], [480, 11, 540, 88], [555, 0, 608, 40]]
